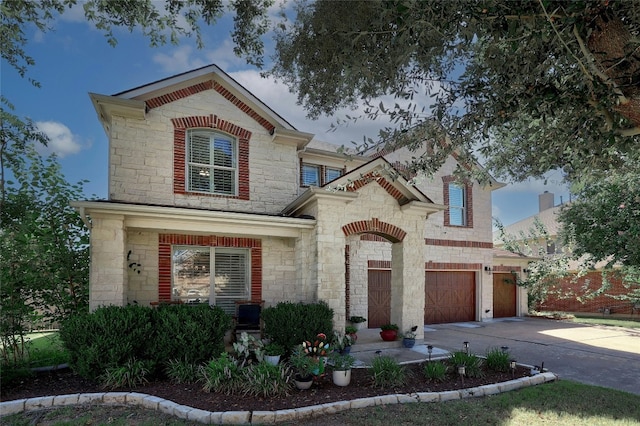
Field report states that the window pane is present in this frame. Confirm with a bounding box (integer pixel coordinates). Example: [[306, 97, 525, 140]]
[[302, 164, 320, 186], [172, 247, 211, 304], [325, 167, 342, 183], [213, 169, 235, 194], [213, 137, 235, 167], [448, 183, 465, 226], [189, 132, 211, 164], [189, 167, 211, 192], [215, 249, 249, 315]]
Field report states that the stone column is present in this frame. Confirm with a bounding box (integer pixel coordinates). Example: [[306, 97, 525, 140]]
[[89, 213, 127, 311]]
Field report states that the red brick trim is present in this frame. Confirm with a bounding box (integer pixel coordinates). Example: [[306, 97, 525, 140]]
[[345, 245, 350, 319], [145, 80, 275, 133], [146, 81, 214, 109], [442, 175, 473, 228], [158, 234, 262, 302], [172, 116, 250, 200], [425, 262, 482, 270], [346, 173, 409, 204], [425, 238, 492, 248], [342, 218, 406, 243]]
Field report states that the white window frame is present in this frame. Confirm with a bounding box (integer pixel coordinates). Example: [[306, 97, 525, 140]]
[[186, 129, 238, 196], [171, 246, 250, 314], [448, 182, 466, 226]]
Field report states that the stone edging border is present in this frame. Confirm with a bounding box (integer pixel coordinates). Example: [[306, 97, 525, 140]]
[[1, 372, 558, 424]]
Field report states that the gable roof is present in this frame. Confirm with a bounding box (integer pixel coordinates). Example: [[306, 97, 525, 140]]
[[89, 64, 314, 148], [493, 205, 563, 245]]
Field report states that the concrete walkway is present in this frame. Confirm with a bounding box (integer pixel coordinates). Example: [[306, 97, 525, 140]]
[[352, 317, 640, 395]]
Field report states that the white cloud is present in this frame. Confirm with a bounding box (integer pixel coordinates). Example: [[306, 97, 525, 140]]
[[35, 121, 85, 158], [152, 45, 207, 74]]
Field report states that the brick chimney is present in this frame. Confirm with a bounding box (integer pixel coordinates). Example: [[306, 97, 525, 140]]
[[539, 191, 554, 212]]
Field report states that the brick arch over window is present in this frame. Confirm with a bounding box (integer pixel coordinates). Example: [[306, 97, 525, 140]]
[[172, 115, 250, 200], [341, 218, 406, 243]]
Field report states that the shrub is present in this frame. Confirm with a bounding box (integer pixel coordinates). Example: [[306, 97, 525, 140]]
[[423, 361, 448, 382], [60, 304, 231, 380], [241, 361, 292, 397], [99, 358, 153, 389], [200, 353, 242, 394], [369, 355, 408, 388], [150, 304, 231, 365], [485, 347, 511, 372], [448, 351, 484, 378], [59, 305, 154, 380], [165, 358, 201, 384], [261, 301, 333, 353]]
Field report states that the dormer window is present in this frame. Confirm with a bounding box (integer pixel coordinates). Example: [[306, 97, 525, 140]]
[[301, 162, 344, 187], [187, 129, 237, 195]]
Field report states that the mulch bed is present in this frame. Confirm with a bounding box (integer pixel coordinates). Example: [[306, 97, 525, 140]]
[[1, 364, 530, 413]]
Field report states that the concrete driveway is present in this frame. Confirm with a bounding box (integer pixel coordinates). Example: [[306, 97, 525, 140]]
[[423, 317, 640, 395]]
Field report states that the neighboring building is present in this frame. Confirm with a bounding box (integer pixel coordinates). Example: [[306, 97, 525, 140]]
[[73, 64, 530, 338], [494, 192, 634, 315]]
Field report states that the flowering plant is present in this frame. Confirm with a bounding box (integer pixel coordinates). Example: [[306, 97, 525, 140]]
[[302, 333, 330, 357]]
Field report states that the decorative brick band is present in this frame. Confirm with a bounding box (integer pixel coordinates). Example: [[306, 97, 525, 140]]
[[146, 81, 214, 109], [346, 174, 410, 205], [213, 81, 275, 133], [172, 115, 250, 200], [425, 262, 482, 270], [425, 238, 493, 248], [158, 234, 262, 302], [145, 80, 275, 133], [342, 218, 406, 243]]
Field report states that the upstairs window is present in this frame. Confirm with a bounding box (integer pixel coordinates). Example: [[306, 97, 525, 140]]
[[187, 130, 237, 195], [301, 162, 343, 187], [448, 183, 466, 226]]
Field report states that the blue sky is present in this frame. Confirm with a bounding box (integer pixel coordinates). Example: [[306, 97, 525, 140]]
[[1, 5, 570, 227]]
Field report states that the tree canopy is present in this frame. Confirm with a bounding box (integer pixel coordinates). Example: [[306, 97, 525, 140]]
[[271, 0, 640, 183]]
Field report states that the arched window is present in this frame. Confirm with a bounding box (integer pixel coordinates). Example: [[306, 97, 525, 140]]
[[187, 129, 237, 195]]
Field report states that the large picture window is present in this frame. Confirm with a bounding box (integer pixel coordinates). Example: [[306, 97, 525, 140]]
[[187, 130, 237, 195], [172, 246, 249, 314]]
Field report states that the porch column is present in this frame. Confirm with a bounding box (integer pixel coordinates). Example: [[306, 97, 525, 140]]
[[88, 213, 127, 311], [390, 215, 427, 340]]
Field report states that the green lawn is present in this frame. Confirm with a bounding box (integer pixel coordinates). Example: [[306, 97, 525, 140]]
[[3, 381, 639, 425], [569, 314, 640, 329]]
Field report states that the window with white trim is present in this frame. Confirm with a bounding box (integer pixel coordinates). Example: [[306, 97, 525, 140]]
[[172, 246, 249, 315], [301, 163, 343, 187], [448, 182, 466, 226], [187, 129, 237, 195]]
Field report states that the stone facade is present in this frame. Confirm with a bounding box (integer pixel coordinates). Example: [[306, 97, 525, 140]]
[[77, 64, 515, 329]]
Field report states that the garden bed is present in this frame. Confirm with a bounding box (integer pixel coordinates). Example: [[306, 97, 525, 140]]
[[1, 363, 531, 413]]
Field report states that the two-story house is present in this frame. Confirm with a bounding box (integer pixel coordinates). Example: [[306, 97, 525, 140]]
[[73, 64, 528, 339]]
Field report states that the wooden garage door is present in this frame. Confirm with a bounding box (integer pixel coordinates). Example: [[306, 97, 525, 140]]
[[493, 273, 517, 318], [368, 269, 391, 328], [424, 271, 475, 324]]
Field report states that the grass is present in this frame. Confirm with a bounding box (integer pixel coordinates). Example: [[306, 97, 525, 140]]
[[569, 314, 640, 329], [3, 381, 639, 425]]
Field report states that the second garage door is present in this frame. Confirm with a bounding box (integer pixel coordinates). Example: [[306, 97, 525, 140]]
[[425, 271, 476, 324]]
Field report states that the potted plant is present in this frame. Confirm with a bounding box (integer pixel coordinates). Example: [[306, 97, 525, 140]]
[[345, 325, 358, 343], [380, 323, 399, 341], [329, 352, 356, 386], [331, 331, 354, 355], [264, 342, 284, 365], [402, 326, 418, 348], [348, 315, 367, 330], [288, 346, 316, 390]]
